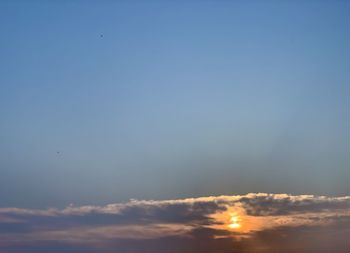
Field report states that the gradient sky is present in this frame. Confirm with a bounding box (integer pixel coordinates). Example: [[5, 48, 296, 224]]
[[1, 0, 350, 208]]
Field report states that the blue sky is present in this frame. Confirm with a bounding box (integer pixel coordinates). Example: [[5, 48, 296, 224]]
[[1, 1, 350, 208]]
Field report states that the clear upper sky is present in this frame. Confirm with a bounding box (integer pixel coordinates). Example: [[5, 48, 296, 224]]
[[1, 0, 350, 208]]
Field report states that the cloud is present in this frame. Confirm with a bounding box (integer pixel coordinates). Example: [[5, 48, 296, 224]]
[[239, 193, 350, 216], [1, 193, 350, 252]]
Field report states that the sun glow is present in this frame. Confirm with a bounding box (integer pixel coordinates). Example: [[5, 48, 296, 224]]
[[209, 207, 267, 234], [228, 214, 241, 229]]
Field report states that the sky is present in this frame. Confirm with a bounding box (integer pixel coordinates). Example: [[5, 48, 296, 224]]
[[1, 1, 350, 252], [1, 0, 350, 209]]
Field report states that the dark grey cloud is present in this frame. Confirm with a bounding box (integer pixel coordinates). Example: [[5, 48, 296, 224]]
[[0, 193, 350, 253], [240, 194, 350, 216]]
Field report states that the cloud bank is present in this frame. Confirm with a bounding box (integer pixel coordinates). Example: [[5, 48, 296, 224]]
[[1, 193, 350, 253]]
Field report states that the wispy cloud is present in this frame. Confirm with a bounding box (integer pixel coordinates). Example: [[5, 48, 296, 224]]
[[1, 193, 350, 253]]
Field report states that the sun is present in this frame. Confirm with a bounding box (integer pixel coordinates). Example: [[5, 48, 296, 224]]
[[228, 214, 241, 229]]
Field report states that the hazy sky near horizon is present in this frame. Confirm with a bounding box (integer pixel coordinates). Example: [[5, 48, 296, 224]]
[[1, 1, 350, 208]]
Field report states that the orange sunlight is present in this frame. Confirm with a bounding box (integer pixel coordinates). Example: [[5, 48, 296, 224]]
[[228, 214, 241, 229]]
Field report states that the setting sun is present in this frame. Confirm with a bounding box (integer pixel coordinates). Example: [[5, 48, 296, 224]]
[[228, 215, 241, 229]]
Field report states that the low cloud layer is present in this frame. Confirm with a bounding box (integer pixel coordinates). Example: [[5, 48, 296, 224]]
[[1, 193, 350, 253]]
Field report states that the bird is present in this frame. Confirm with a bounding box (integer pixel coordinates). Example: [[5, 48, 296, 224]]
[[100, 34, 103, 38]]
